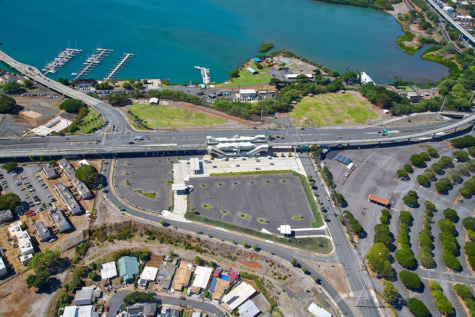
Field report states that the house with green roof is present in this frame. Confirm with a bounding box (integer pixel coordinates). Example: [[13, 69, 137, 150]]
[[118, 256, 140, 283]]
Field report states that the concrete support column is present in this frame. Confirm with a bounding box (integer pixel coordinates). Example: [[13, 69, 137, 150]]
[[433, 133, 436, 139], [454, 127, 458, 132], [407, 138, 411, 142]]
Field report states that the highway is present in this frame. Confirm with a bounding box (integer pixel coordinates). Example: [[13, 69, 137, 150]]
[[426, 0, 475, 45], [1, 49, 475, 159]]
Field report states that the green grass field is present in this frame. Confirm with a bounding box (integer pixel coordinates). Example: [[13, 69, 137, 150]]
[[128, 104, 224, 128], [290, 93, 378, 126], [133, 190, 156, 199], [79, 107, 103, 133], [398, 86, 413, 92], [219, 67, 272, 87]]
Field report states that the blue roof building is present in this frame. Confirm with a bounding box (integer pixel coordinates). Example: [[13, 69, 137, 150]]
[[118, 256, 140, 283], [252, 57, 262, 62]]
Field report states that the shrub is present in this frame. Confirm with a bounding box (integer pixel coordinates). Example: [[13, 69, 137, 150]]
[[443, 208, 457, 222], [454, 284, 473, 299], [2, 161, 17, 172], [407, 298, 430, 317], [399, 211, 412, 225], [404, 164, 414, 173], [343, 210, 363, 235], [465, 241, 475, 257], [442, 250, 462, 270], [453, 150, 469, 162], [397, 169, 409, 179], [399, 270, 422, 291], [398, 229, 410, 244], [418, 251, 435, 268], [463, 217, 475, 231], [438, 218, 456, 234], [428, 280, 441, 290], [416, 175, 430, 186], [395, 244, 417, 268], [380, 209, 390, 224], [366, 243, 393, 277], [410, 154, 424, 166], [427, 148, 438, 157]]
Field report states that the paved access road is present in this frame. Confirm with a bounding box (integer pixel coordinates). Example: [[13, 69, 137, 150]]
[[105, 290, 226, 317]]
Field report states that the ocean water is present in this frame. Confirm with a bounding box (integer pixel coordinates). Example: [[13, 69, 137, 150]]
[[0, 0, 448, 83]]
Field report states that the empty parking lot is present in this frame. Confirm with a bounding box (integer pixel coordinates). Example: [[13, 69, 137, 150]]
[[188, 173, 316, 234], [114, 156, 174, 212]]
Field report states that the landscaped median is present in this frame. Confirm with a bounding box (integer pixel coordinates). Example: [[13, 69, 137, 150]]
[[186, 170, 331, 254]]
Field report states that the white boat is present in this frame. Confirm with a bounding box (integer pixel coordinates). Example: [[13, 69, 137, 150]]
[[71, 72, 78, 76]]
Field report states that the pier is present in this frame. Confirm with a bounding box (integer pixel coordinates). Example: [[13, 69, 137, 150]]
[[73, 48, 113, 80], [43, 48, 82, 75], [194, 66, 211, 84], [103, 53, 134, 81]]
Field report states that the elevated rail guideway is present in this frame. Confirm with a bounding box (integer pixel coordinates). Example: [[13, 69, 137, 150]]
[[1, 50, 475, 159], [426, 0, 475, 45]]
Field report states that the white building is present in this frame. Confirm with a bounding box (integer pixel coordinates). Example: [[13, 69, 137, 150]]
[[138, 266, 159, 288], [238, 300, 261, 317], [284, 74, 313, 80], [18, 236, 35, 256], [443, 6, 455, 12], [222, 282, 257, 311], [0, 257, 7, 277], [48, 205, 71, 232], [308, 302, 331, 317], [41, 163, 58, 179], [149, 97, 159, 104], [34, 221, 52, 241], [19, 254, 33, 265], [63, 305, 98, 317], [191, 266, 213, 292], [55, 182, 81, 214], [8, 222, 35, 257], [239, 89, 257, 98], [101, 261, 118, 281], [190, 158, 200, 174]]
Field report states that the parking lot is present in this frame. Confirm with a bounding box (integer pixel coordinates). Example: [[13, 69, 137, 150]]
[[114, 156, 174, 212], [188, 173, 316, 234], [2, 164, 56, 216]]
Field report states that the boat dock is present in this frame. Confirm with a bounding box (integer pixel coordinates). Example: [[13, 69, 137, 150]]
[[103, 53, 134, 81], [194, 66, 211, 84], [42, 48, 82, 75], [73, 48, 113, 80]]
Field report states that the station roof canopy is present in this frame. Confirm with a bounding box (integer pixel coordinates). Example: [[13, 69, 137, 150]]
[[278, 225, 291, 235], [368, 194, 389, 206], [190, 158, 200, 171]]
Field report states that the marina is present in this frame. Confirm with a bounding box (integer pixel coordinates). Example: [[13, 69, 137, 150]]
[[195, 65, 211, 84], [73, 48, 113, 80], [42, 47, 82, 75], [103, 53, 134, 81]]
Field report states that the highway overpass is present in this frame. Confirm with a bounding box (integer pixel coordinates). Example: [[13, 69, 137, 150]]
[[427, 0, 475, 45]]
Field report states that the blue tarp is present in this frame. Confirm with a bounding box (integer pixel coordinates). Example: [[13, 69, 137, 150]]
[[252, 58, 262, 62]]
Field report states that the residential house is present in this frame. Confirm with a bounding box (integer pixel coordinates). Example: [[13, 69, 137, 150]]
[[222, 282, 257, 312], [157, 262, 176, 290], [63, 305, 99, 317], [172, 262, 192, 291], [159, 308, 181, 317], [138, 266, 158, 288], [101, 261, 118, 281], [238, 300, 261, 317], [118, 256, 140, 283], [190, 266, 213, 294], [73, 286, 94, 306]]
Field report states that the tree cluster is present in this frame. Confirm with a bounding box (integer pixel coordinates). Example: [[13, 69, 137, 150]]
[[454, 284, 475, 315], [26, 249, 62, 289], [451, 135, 475, 149], [0, 193, 20, 210], [366, 243, 393, 277], [75, 165, 99, 186], [396, 210, 416, 269], [439, 219, 461, 271], [407, 298, 431, 317], [59, 99, 86, 113], [399, 270, 422, 291], [0, 96, 16, 113], [343, 210, 363, 236], [380, 209, 390, 225], [428, 281, 454, 316], [402, 190, 418, 207]]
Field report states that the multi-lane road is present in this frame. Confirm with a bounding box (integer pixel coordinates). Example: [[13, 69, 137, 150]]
[[2, 49, 475, 159]]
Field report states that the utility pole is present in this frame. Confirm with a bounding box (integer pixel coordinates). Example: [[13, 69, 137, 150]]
[[366, 105, 374, 125], [260, 107, 263, 127], [154, 98, 158, 130], [436, 96, 447, 120]]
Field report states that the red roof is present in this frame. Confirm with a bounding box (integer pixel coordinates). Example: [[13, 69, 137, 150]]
[[213, 269, 220, 277], [368, 194, 389, 206], [227, 271, 238, 284]]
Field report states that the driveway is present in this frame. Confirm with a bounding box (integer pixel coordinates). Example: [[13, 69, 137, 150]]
[[106, 290, 226, 317]]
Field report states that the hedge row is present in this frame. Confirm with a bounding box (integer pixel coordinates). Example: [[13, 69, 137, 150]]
[[343, 210, 364, 236], [439, 219, 461, 271], [428, 281, 454, 316]]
